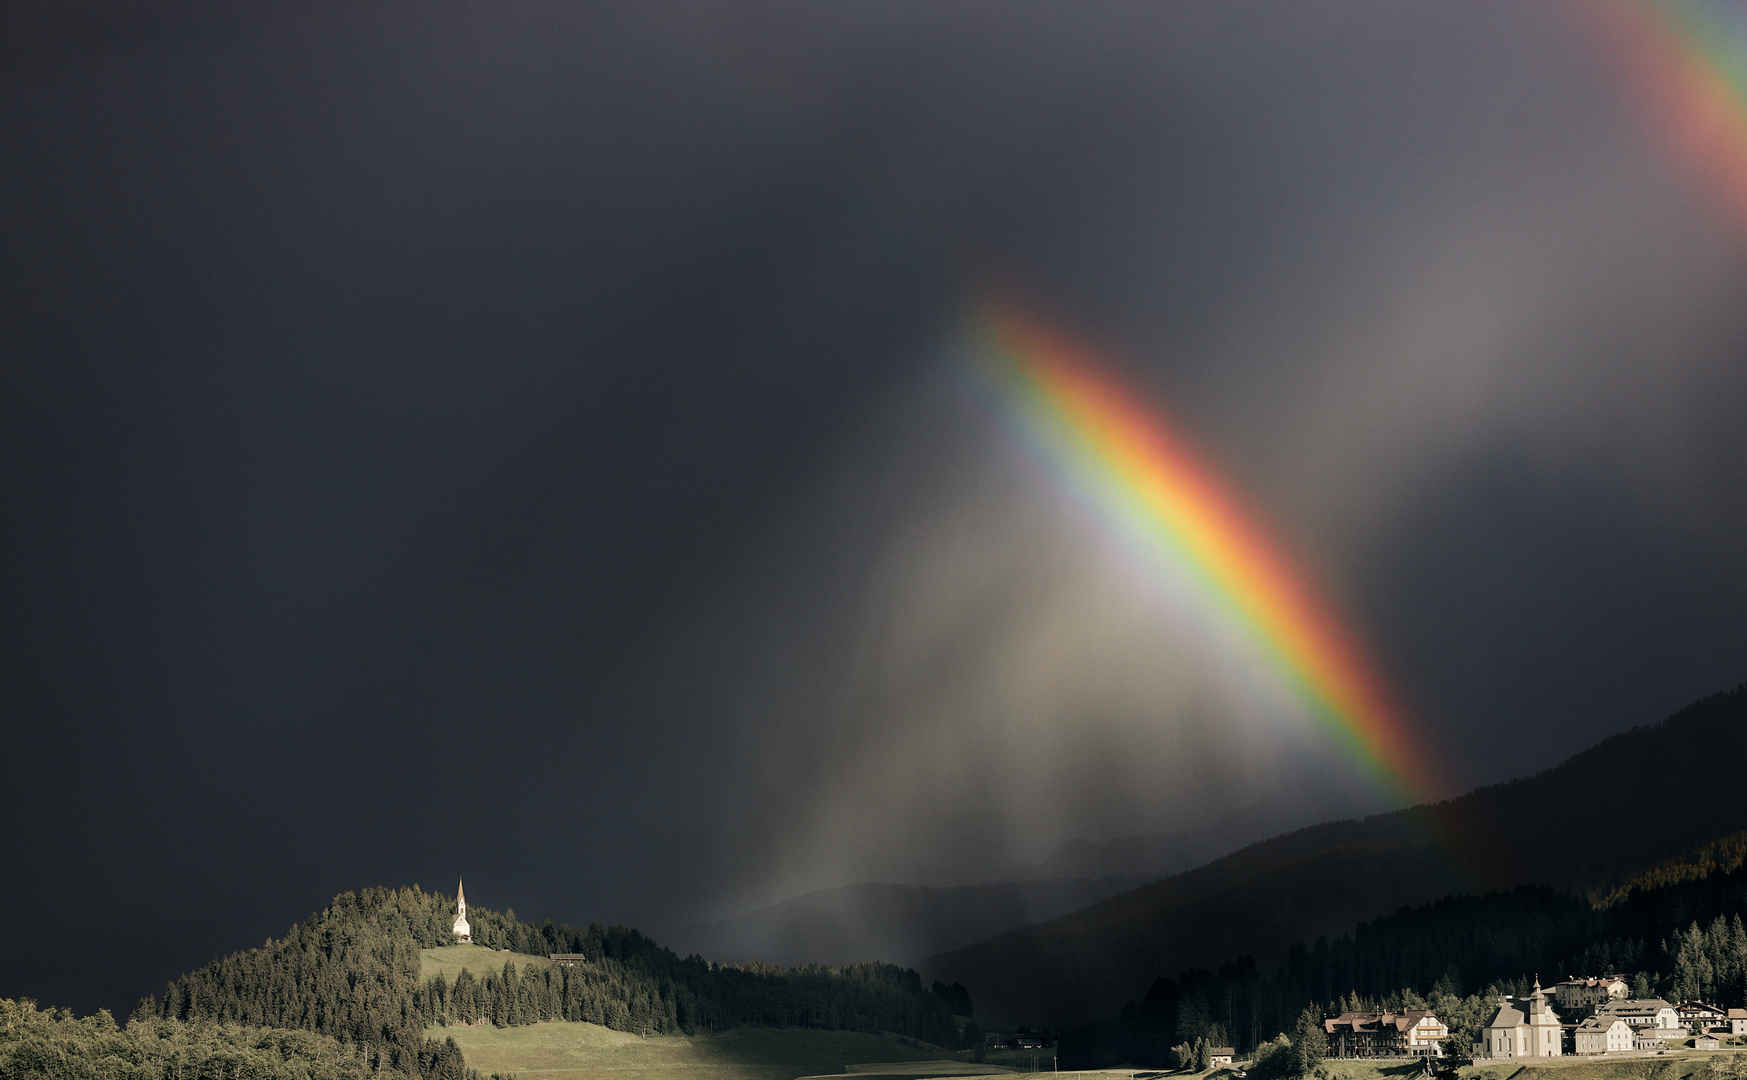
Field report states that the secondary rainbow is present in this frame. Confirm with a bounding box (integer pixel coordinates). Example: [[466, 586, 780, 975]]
[[1585, 0, 1747, 229], [967, 308, 1439, 808]]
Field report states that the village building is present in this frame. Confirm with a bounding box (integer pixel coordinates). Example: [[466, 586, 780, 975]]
[[1697, 1036, 1721, 1051], [452, 879, 471, 944], [1632, 1029, 1666, 1052], [549, 954, 588, 966], [1573, 1016, 1634, 1055], [1477, 980, 1564, 1060], [1597, 998, 1681, 1036], [1729, 1009, 1747, 1036], [1324, 1011, 1447, 1058], [1677, 1002, 1727, 1032], [1210, 1048, 1235, 1067], [1553, 977, 1629, 1015]]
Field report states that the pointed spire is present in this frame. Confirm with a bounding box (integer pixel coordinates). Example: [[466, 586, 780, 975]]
[[452, 879, 472, 943]]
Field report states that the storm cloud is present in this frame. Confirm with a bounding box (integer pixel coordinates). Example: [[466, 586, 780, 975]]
[[3, 1, 1745, 1016]]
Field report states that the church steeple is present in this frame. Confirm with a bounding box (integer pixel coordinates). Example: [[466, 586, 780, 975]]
[[452, 880, 471, 944]]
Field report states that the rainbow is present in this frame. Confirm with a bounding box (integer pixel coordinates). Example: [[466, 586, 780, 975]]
[[966, 307, 1441, 809], [1585, 0, 1747, 229]]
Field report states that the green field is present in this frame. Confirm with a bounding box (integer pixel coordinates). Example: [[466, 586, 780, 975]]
[[420, 943, 553, 982], [429, 997, 1741, 1080], [1458, 1056, 1714, 1080], [433, 1019, 995, 1080]]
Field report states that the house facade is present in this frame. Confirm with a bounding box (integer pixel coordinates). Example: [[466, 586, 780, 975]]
[[1553, 977, 1629, 1014], [1728, 1009, 1747, 1036], [1324, 1011, 1446, 1058], [1573, 1017, 1633, 1055], [1633, 1029, 1666, 1052], [1477, 981, 1564, 1060], [1597, 999, 1681, 1035], [1677, 1002, 1727, 1031]]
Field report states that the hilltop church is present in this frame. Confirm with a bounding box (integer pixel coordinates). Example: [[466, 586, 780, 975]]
[[453, 880, 471, 944]]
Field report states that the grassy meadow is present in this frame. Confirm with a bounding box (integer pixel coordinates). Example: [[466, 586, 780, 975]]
[[433, 1019, 978, 1080], [1458, 1054, 1717, 1080], [420, 943, 553, 982], [415, 947, 1742, 1080]]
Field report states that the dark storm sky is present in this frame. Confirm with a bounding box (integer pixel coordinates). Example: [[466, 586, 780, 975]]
[[4, 1, 1746, 1018]]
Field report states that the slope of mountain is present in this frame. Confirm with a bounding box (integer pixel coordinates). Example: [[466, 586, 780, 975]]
[[922, 682, 1747, 1028], [670, 774, 1389, 971], [664, 877, 1148, 969], [1600, 829, 1747, 906], [1008, 780, 1389, 883]]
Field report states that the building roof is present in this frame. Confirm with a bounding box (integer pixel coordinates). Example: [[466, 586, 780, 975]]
[[1601, 999, 1675, 1016], [1326, 1010, 1438, 1036], [1212, 1047, 1235, 1056], [1487, 1004, 1526, 1030]]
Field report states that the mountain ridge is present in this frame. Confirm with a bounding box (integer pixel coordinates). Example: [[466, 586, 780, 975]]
[[668, 761, 1399, 970], [919, 681, 1747, 1027]]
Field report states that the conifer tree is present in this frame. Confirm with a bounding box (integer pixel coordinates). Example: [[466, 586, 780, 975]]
[[1291, 1007, 1325, 1076]]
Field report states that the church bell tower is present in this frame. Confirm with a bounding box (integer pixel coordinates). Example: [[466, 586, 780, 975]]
[[453, 880, 471, 944]]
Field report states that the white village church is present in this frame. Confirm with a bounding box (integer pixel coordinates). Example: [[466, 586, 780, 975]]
[[453, 879, 471, 943]]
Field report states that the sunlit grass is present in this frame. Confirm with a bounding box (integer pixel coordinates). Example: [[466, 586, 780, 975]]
[[419, 943, 553, 983], [433, 1019, 960, 1080], [1459, 1055, 1715, 1080]]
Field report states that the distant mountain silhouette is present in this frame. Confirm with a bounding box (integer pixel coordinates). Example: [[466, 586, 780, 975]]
[[1008, 779, 1388, 883], [664, 877, 1149, 968], [671, 771, 1386, 972], [920, 683, 1747, 1028]]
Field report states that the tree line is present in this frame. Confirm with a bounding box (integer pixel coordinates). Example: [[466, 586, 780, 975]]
[[0, 996, 482, 1080], [412, 955, 958, 1042], [1060, 844, 1747, 1070]]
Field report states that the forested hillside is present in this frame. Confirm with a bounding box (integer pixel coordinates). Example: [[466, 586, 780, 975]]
[[1059, 834, 1747, 1069], [0, 997, 466, 1080], [925, 683, 1747, 1027], [151, 884, 962, 1075]]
